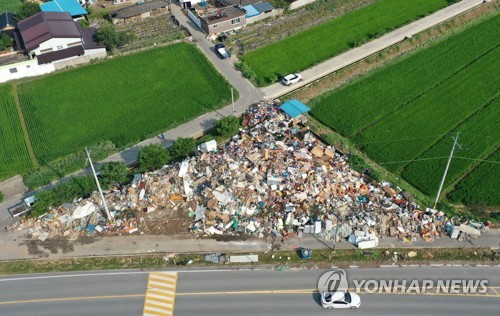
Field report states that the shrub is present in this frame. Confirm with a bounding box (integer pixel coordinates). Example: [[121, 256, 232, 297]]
[[169, 138, 196, 160], [138, 144, 171, 172], [0, 191, 3, 203], [99, 161, 132, 189], [96, 22, 135, 52], [215, 116, 240, 137], [16, 1, 41, 20], [29, 176, 97, 217]]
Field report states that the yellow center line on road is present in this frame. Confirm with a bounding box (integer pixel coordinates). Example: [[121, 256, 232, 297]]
[[1, 287, 499, 305]]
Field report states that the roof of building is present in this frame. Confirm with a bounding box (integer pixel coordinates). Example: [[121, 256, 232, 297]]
[[18, 12, 82, 51], [242, 5, 259, 18], [37, 45, 84, 64], [252, 2, 274, 13], [109, 0, 168, 19], [280, 99, 311, 118], [0, 12, 17, 30], [41, 0, 88, 17], [216, 0, 261, 7], [75, 23, 103, 49], [201, 6, 246, 25]]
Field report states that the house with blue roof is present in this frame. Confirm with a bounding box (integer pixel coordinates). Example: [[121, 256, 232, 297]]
[[41, 0, 88, 20], [280, 99, 311, 121]]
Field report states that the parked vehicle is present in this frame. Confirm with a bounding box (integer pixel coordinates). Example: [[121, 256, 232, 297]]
[[281, 73, 302, 86], [321, 292, 361, 309], [215, 43, 230, 59]]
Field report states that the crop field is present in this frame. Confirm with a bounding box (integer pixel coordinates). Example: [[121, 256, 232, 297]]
[[401, 98, 499, 195], [309, 15, 500, 206], [18, 43, 232, 163], [0, 0, 22, 13], [242, 0, 448, 85], [447, 150, 500, 206], [0, 84, 33, 179], [310, 15, 500, 137]]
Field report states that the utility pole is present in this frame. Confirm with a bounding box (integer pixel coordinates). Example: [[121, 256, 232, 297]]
[[231, 86, 235, 114], [434, 133, 461, 209], [85, 147, 111, 221]]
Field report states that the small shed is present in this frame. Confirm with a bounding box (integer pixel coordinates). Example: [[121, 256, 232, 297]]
[[280, 99, 311, 119], [242, 5, 259, 18]]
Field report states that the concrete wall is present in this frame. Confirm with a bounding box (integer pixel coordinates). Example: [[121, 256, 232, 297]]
[[31, 37, 82, 58], [246, 9, 283, 25], [0, 59, 55, 83], [188, 9, 202, 29], [289, 0, 318, 11]]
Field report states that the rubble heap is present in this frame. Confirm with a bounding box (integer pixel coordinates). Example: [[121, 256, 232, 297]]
[[10, 101, 487, 243]]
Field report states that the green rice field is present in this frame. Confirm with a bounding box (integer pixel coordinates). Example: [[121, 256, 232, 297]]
[[243, 0, 449, 85], [0, 84, 33, 179], [310, 15, 500, 206], [18, 43, 233, 163]]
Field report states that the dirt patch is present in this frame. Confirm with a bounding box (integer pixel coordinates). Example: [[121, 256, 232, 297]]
[[20, 237, 99, 258]]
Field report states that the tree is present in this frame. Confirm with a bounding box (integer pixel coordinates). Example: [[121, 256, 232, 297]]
[[0, 33, 13, 51], [169, 138, 196, 160], [16, 2, 41, 20], [138, 144, 171, 172], [99, 161, 131, 189], [215, 116, 240, 136], [96, 22, 134, 52]]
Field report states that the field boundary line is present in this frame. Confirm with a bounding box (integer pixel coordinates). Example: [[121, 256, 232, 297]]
[[11, 84, 39, 168], [351, 44, 500, 139]]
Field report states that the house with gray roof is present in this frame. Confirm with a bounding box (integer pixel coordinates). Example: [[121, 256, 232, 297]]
[[109, 1, 169, 24]]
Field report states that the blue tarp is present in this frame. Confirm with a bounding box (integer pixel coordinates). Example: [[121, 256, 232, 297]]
[[280, 99, 311, 118], [242, 5, 260, 18], [41, 0, 88, 17], [253, 2, 274, 14]]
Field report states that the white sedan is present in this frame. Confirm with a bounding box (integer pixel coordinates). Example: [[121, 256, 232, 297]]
[[281, 73, 302, 86], [321, 291, 361, 309]]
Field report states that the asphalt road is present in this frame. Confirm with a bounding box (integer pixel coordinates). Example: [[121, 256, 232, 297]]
[[0, 266, 498, 315]]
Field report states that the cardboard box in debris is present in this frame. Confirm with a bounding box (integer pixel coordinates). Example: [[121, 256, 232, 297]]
[[9, 100, 488, 245]]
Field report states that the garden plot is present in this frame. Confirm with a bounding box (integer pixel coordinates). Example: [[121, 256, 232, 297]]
[[115, 15, 185, 52]]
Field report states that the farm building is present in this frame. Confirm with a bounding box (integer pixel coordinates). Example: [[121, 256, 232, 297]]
[[41, 0, 88, 20], [179, 0, 204, 9], [109, 1, 169, 24], [199, 6, 246, 36], [18, 11, 104, 64]]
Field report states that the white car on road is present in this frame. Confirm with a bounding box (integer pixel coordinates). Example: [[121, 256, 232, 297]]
[[321, 292, 361, 309], [281, 73, 302, 86]]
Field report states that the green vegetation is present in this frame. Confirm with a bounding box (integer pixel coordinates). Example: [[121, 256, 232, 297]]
[[23, 141, 116, 189], [243, 0, 448, 85], [96, 22, 134, 52], [215, 116, 241, 137], [30, 176, 97, 218], [16, 43, 232, 166], [169, 137, 196, 160], [0, 33, 13, 50], [0, 85, 33, 180], [15, 1, 41, 20], [0, 0, 22, 14], [138, 144, 171, 172], [448, 150, 500, 206], [99, 161, 132, 189], [401, 98, 499, 195], [309, 15, 500, 207], [0, 191, 3, 203], [0, 248, 494, 275]]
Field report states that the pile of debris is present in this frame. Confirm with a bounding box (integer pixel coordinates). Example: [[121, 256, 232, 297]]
[[9, 100, 488, 245]]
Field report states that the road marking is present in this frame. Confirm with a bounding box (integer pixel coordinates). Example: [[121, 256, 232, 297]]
[[1, 286, 499, 306], [143, 272, 178, 316]]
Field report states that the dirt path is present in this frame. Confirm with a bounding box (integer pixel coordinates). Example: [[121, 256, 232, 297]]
[[11, 84, 38, 168]]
